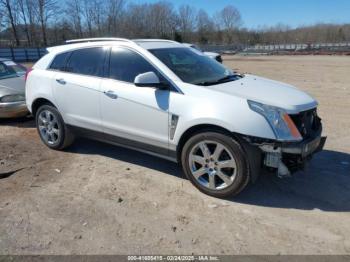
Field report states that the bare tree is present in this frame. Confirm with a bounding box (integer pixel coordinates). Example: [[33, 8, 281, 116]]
[[124, 3, 149, 38], [0, 0, 20, 46], [106, 0, 125, 35], [35, 0, 58, 46], [218, 5, 242, 30], [52, 19, 75, 43], [82, 0, 94, 36], [0, 4, 6, 32], [82, 0, 105, 37], [124, 2, 176, 39], [66, 0, 83, 38], [215, 5, 242, 44], [178, 5, 197, 42], [24, 0, 39, 45], [17, 0, 32, 44], [2, 0, 350, 48], [196, 9, 214, 43], [148, 2, 177, 38]]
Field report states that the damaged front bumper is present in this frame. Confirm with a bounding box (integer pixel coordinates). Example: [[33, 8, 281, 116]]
[[259, 132, 327, 177]]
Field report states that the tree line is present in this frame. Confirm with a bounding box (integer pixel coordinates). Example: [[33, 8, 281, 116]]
[[1, 0, 350, 47]]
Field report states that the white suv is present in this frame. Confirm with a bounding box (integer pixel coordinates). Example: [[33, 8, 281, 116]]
[[26, 38, 326, 197]]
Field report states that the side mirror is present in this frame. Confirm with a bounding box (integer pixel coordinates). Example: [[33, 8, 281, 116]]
[[134, 72, 168, 89]]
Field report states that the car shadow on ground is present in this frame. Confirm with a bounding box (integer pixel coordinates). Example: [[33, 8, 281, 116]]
[[0, 116, 35, 128], [69, 138, 184, 178], [234, 150, 350, 212], [69, 138, 350, 212]]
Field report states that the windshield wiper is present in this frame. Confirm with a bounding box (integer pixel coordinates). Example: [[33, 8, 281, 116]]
[[196, 74, 240, 86]]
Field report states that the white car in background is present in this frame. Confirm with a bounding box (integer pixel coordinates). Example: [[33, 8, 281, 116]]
[[25, 38, 326, 197], [183, 43, 223, 63]]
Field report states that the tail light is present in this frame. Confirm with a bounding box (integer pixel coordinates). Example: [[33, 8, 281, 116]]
[[25, 68, 33, 82]]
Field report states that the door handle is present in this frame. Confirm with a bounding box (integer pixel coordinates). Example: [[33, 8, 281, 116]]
[[104, 90, 118, 99], [56, 78, 66, 85]]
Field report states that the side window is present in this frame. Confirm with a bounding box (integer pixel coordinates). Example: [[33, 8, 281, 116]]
[[109, 47, 157, 83], [0, 62, 16, 77], [0, 63, 7, 74], [66, 47, 106, 77], [49, 52, 70, 71]]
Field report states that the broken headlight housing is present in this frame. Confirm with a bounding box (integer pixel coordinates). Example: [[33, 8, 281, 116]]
[[248, 100, 302, 142]]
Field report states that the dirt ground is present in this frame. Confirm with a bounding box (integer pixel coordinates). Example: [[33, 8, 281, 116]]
[[0, 55, 349, 255]]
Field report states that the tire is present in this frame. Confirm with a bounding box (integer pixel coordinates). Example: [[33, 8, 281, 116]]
[[35, 104, 75, 150], [181, 131, 250, 198]]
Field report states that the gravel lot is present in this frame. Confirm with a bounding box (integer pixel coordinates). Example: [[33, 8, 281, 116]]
[[0, 55, 349, 255]]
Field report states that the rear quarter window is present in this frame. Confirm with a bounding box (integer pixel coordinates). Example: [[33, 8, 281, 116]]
[[49, 52, 71, 71]]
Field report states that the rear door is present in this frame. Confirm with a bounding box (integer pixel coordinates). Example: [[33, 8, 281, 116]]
[[51, 47, 108, 132]]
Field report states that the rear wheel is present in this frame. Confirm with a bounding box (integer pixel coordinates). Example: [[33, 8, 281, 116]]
[[181, 132, 249, 198], [35, 104, 74, 150]]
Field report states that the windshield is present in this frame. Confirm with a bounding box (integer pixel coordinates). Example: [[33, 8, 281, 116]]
[[3, 61, 26, 75], [149, 47, 239, 86], [0, 62, 18, 80], [9, 64, 27, 75]]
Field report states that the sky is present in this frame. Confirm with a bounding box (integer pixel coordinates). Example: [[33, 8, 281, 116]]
[[135, 0, 350, 29]]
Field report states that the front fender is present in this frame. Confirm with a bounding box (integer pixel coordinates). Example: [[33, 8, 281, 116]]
[[169, 83, 276, 147], [172, 111, 276, 148]]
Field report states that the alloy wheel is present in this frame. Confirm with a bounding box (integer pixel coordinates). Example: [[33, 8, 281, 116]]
[[38, 110, 60, 145], [188, 140, 237, 190]]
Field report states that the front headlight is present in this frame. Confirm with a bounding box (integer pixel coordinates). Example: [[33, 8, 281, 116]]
[[0, 94, 25, 103], [248, 100, 302, 141]]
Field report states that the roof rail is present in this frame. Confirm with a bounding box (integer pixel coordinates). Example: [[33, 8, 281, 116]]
[[133, 39, 178, 44], [65, 38, 134, 44]]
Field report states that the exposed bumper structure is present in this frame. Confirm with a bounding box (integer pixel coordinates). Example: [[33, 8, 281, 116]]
[[0, 101, 28, 118], [247, 107, 326, 178], [260, 133, 327, 177]]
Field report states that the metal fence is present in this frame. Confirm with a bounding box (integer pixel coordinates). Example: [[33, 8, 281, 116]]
[[0, 47, 47, 62], [201, 42, 350, 54], [243, 42, 350, 52], [2, 42, 350, 63], [200, 44, 243, 53]]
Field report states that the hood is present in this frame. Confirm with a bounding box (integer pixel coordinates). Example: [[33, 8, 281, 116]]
[[204, 51, 219, 58], [0, 76, 25, 96], [208, 74, 317, 114]]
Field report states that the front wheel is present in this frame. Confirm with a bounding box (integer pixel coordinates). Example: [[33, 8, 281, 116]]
[[35, 104, 75, 150], [181, 132, 250, 198]]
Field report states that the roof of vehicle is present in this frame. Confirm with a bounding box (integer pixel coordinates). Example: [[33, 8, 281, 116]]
[[65, 37, 133, 44], [0, 58, 11, 62], [133, 39, 183, 49], [46, 41, 113, 54], [46, 38, 185, 54], [33, 38, 187, 81]]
